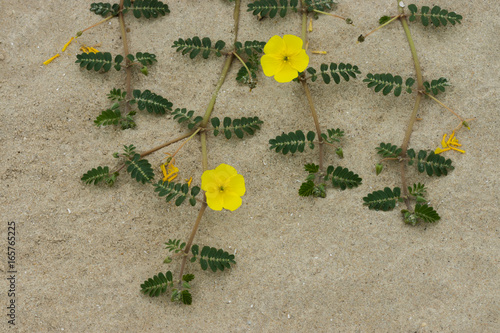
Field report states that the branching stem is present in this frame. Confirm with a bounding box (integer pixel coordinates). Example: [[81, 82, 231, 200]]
[[301, 1, 324, 172], [423, 92, 464, 122], [178, 0, 241, 283], [119, 0, 132, 114], [313, 9, 347, 21], [397, 1, 423, 209], [359, 14, 402, 41], [140, 130, 197, 158]]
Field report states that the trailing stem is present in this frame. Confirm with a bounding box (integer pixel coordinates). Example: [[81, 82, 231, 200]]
[[301, 1, 324, 172], [397, 1, 424, 209], [119, 0, 132, 114], [178, 0, 241, 282]]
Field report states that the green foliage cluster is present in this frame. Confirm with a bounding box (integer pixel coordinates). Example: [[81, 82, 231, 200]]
[[363, 73, 415, 96], [408, 4, 462, 27], [304, 0, 336, 12], [299, 163, 362, 197], [172, 108, 203, 129], [363, 187, 401, 211], [172, 37, 225, 59], [94, 102, 136, 129], [235, 40, 266, 56], [211, 117, 263, 139], [191, 245, 236, 272], [125, 154, 155, 184], [90, 0, 170, 19], [75, 52, 156, 74], [376, 142, 401, 158], [154, 180, 201, 206], [306, 63, 361, 84], [407, 149, 454, 177], [247, 0, 298, 19], [269, 130, 316, 154], [141, 240, 235, 303], [81, 166, 118, 186], [325, 165, 362, 190], [130, 89, 172, 114], [423, 77, 449, 96]]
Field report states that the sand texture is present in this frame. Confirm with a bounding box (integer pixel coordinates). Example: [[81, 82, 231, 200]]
[[1, 0, 499, 332]]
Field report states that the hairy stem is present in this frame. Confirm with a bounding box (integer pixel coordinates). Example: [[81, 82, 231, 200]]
[[119, 0, 132, 114], [140, 130, 197, 158], [301, 80, 324, 171], [178, 0, 241, 283], [397, 1, 423, 209], [423, 92, 464, 122], [300, 1, 324, 172]]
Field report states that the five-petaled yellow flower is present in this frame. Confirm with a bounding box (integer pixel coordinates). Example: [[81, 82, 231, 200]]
[[261, 35, 309, 83], [201, 164, 246, 211]]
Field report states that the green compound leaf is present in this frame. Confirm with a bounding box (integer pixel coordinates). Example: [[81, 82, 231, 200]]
[[94, 108, 122, 127], [107, 88, 126, 101], [194, 246, 236, 272], [247, 0, 298, 19], [402, 204, 440, 225], [154, 181, 199, 206], [81, 166, 114, 185], [182, 274, 195, 283], [165, 239, 186, 253], [304, 0, 336, 12], [172, 108, 203, 129], [376, 142, 402, 158], [130, 89, 172, 115], [125, 154, 154, 184], [363, 73, 415, 96], [363, 187, 402, 211], [75, 52, 113, 72], [129, 52, 157, 66], [269, 130, 316, 155], [180, 290, 192, 305], [379, 16, 391, 25], [172, 37, 225, 59], [304, 163, 320, 174], [308, 63, 361, 84], [298, 180, 315, 197], [325, 166, 362, 190], [423, 77, 449, 96], [235, 40, 266, 56], [90, 3, 120, 17], [408, 183, 427, 198], [320, 128, 344, 144], [407, 149, 454, 176], [123, 0, 170, 19], [236, 61, 258, 89], [211, 116, 263, 139], [140, 271, 173, 297], [408, 4, 462, 27]]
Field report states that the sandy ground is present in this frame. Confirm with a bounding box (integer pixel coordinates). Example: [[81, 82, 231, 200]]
[[1, 0, 499, 332]]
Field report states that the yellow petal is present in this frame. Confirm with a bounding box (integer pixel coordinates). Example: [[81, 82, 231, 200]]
[[43, 54, 60, 65], [227, 174, 246, 196], [261, 54, 284, 77], [206, 191, 224, 211], [434, 147, 450, 154], [289, 49, 309, 72], [62, 37, 74, 52], [274, 63, 299, 83], [222, 192, 243, 211], [283, 35, 304, 55], [450, 147, 465, 154], [215, 163, 237, 177], [441, 134, 448, 148], [264, 35, 285, 55]]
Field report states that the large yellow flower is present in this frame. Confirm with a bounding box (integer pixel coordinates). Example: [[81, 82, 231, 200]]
[[201, 164, 246, 211], [261, 35, 309, 83]]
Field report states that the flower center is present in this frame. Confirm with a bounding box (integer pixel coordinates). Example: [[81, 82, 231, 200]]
[[219, 186, 225, 192], [283, 56, 289, 62]]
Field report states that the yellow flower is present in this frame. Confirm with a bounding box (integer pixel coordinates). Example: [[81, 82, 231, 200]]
[[261, 35, 309, 83], [201, 164, 245, 211]]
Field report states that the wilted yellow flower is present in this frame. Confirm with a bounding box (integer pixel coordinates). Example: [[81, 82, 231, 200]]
[[43, 54, 60, 65], [201, 164, 245, 211], [261, 35, 309, 83], [435, 131, 465, 154]]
